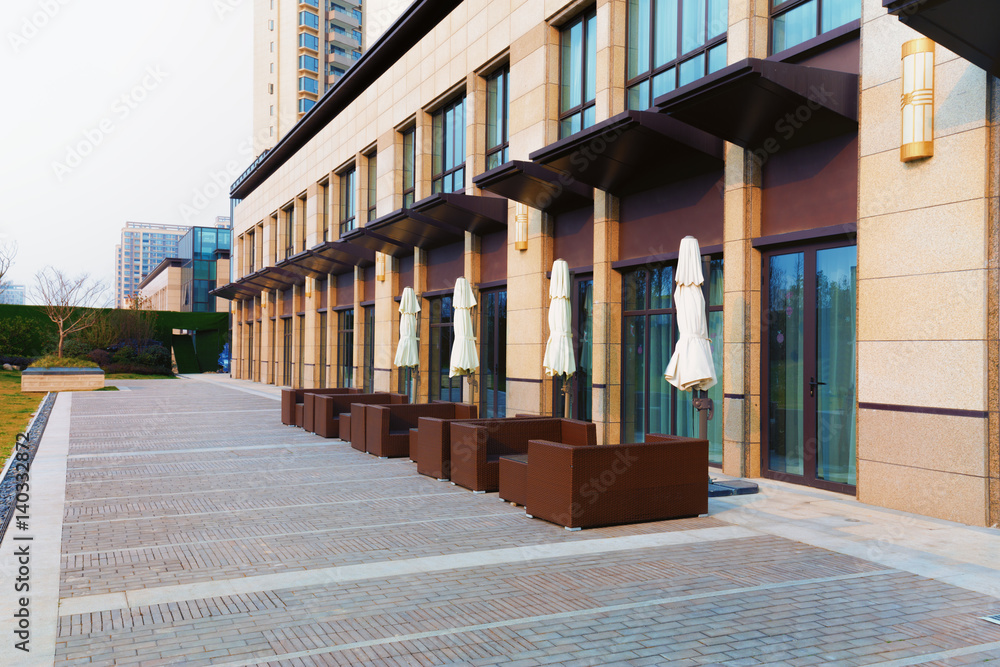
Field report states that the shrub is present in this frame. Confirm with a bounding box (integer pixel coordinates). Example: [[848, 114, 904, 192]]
[[112, 346, 137, 365], [0, 355, 33, 369], [87, 349, 111, 367], [0, 316, 50, 357], [60, 338, 93, 360], [136, 344, 170, 372], [29, 355, 99, 369]]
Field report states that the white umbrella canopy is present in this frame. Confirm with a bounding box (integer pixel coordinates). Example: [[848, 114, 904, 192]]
[[543, 259, 576, 378], [449, 277, 479, 377], [664, 236, 717, 391], [394, 287, 420, 368]]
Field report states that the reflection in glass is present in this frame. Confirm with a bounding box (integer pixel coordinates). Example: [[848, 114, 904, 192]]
[[623, 315, 646, 443], [815, 246, 857, 485], [767, 253, 805, 476], [772, 1, 817, 53]]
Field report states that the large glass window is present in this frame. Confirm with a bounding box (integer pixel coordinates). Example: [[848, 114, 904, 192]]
[[297, 314, 305, 387], [337, 309, 354, 388], [559, 9, 598, 138], [621, 259, 723, 463], [318, 310, 328, 388], [429, 296, 462, 402], [553, 277, 594, 422], [299, 76, 319, 94], [366, 152, 377, 222], [627, 0, 728, 110], [299, 33, 319, 50], [299, 55, 319, 72], [771, 0, 860, 53], [247, 232, 255, 273], [320, 180, 329, 241], [480, 289, 507, 418], [401, 128, 415, 207], [339, 167, 356, 235], [283, 205, 295, 259], [299, 10, 319, 29], [363, 305, 375, 393], [486, 66, 510, 170], [298, 99, 316, 114], [282, 317, 293, 386], [432, 96, 467, 194]]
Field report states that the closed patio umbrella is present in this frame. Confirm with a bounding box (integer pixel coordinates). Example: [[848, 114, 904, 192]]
[[394, 287, 420, 368], [543, 259, 576, 378], [665, 236, 717, 440], [449, 277, 479, 378]]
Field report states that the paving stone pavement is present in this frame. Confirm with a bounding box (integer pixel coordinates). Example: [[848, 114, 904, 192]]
[[2, 375, 1000, 666]]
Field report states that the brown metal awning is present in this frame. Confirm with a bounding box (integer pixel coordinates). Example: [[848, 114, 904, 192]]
[[342, 217, 418, 257], [884, 0, 1000, 77], [410, 193, 508, 236], [250, 266, 303, 291], [528, 110, 724, 196], [473, 161, 593, 214], [655, 58, 858, 150], [278, 241, 376, 278], [211, 283, 257, 300]]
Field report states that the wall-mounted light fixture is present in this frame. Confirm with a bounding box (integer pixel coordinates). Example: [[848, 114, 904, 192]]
[[901, 38, 935, 163], [375, 252, 386, 281], [515, 202, 529, 251]]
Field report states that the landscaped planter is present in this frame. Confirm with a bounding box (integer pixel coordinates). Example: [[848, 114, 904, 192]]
[[21, 367, 105, 392]]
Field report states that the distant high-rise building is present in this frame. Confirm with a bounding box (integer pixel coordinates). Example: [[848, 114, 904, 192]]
[[138, 225, 232, 313], [115, 220, 230, 308], [0, 284, 25, 305], [253, 0, 367, 155]]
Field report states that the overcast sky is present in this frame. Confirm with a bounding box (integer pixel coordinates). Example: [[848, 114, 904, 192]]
[[0, 0, 253, 303]]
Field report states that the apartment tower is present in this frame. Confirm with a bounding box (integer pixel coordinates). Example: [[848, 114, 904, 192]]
[[253, 0, 367, 155]]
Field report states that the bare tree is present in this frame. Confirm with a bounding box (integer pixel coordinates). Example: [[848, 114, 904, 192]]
[[33, 268, 107, 358], [0, 241, 17, 297]]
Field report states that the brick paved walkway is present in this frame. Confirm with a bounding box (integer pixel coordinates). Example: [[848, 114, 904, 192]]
[[2, 375, 1000, 665]]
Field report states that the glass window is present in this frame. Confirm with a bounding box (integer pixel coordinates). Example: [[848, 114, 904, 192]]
[[299, 10, 319, 29], [339, 167, 356, 235], [298, 55, 319, 72], [771, 0, 860, 53], [486, 66, 510, 170], [298, 76, 319, 94], [432, 96, 467, 194], [621, 258, 723, 464], [363, 305, 375, 393], [298, 98, 316, 113], [318, 311, 328, 388], [366, 152, 377, 222], [299, 33, 319, 50], [337, 309, 355, 388], [401, 128, 415, 207], [429, 297, 462, 402], [284, 205, 295, 259], [627, 0, 729, 110], [320, 180, 329, 241], [559, 9, 598, 138]]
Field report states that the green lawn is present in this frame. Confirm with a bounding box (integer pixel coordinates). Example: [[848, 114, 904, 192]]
[[105, 373, 176, 380], [0, 371, 45, 461]]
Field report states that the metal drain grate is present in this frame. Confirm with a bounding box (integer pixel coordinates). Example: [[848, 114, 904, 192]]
[[981, 614, 1000, 626]]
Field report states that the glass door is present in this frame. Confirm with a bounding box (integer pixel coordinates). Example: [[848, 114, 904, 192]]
[[480, 289, 507, 417], [763, 242, 857, 492], [553, 276, 593, 421]]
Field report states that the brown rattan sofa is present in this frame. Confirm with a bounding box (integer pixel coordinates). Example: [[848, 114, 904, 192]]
[[280, 387, 359, 427], [313, 392, 406, 439], [364, 403, 478, 458], [449, 418, 597, 492], [415, 416, 532, 480], [520, 433, 708, 530]]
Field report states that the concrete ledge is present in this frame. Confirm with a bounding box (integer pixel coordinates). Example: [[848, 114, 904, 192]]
[[21, 369, 104, 392]]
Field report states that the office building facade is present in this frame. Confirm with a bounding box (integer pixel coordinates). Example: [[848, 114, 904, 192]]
[[137, 226, 232, 313], [0, 284, 26, 305], [114, 222, 193, 308], [221, 0, 1000, 527]]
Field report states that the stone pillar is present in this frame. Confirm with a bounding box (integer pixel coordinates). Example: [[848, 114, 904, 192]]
[[303, 277, 319, 388], [856, 0, 995, 525], [596, 0, 627, 120], [377, 254, 400, 393], [592, 190, 621, 445]]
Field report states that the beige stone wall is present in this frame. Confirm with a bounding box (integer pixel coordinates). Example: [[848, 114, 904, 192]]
[[22, 373, 104, 392], [140, 266, 182, 312], [857, 0, 997, 525]]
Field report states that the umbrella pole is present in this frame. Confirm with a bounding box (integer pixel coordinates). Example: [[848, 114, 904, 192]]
[[692, 390, 714, 442]]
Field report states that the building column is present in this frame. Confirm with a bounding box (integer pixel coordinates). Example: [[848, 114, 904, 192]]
[[305, 183, 322, 248], [376, 254, 399, 393], [261, 291, 274, 385], [592, 190, 621, 445], [353, 266, 364, 389], [596, 0, 627, 121], [414, 248, 430, 403], [464, 231, 482, 406], [304, 277, 319, 388]]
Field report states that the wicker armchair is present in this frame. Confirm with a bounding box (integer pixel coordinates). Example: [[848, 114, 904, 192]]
[[364, 403, 478, 458], [449, 418, 596, 492], [280, 387, 359, 427], [313, 393, 406, 439], [523, 434, 708, 530]]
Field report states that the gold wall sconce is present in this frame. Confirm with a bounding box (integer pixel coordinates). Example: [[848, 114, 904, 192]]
[[375, 252, 386, 281], [901, 38, 935, 162], [515, 202, 529, 251]]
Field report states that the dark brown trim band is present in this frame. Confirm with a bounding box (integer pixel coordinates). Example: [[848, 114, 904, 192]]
[[724, 393, 745, 400], [752, 224, 856, 249], [612, 246, 723, 271], [421, 288, 454, 299], [476, 279, 508, 290], [859, 402, 988, 420], [507, 377, 543, 384]]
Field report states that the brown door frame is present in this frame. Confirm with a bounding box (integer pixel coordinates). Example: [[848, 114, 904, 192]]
[[760, 239, 857, 495]]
